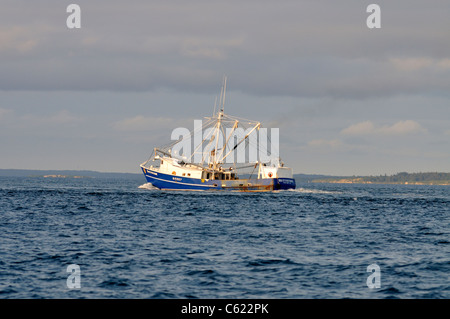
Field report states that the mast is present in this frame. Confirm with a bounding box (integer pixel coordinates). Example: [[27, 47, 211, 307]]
[[145, 77, 271, 179], [213, 96, 218, 117], [212, 76, 227, 174], [216, 120, 238, 164], [221, 75, 227, 112]]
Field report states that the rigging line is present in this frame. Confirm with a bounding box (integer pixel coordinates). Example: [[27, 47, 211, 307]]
[[159, 117, 218, 162], [265, 128, 279, 163], [223, 114, 260, 125], [142, 149, 155, 167], [221, 122, 260, 163], [170, 117, 214, 148], [213, 116, 222, 169], [191, 118, 215, 144], [161, 116, 216, 148], [248, 162, 258, 179], [200, 123, 217, 165], [233, 163, 261, 169], [215, 121, 227, 162], [188, 124, 214, 163], [217, 120, 238, 164]]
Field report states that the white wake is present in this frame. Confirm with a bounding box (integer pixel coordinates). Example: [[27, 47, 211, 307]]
[[138, 183, 158, 190], [289, 187, 343, 195]]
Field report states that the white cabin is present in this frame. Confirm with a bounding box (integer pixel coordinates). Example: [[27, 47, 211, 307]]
[[258, 164, 293, 179], [158, 157, 203, 179]]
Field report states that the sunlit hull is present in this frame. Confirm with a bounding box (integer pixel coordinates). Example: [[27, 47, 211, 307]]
[[141, 166, 295, 192]]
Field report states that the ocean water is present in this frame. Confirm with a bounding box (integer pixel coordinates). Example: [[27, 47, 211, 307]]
[[0, 176, 448, 299]]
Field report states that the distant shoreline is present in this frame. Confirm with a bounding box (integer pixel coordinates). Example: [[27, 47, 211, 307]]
[[1, 169, 449, 185], [307, 172, 450, 186], [310, 179, 450, 186], [295, 172, 450, 185], [0, 169, 143, 180]]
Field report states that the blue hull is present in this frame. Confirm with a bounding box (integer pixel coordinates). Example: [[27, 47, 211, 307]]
[[141, 167, 295, 191]]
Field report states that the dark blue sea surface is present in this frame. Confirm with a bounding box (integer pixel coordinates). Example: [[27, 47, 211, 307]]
[[0, 176, 448, 299]]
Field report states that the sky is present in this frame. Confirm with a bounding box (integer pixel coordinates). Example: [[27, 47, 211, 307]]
[[1, 0, 449, 175]]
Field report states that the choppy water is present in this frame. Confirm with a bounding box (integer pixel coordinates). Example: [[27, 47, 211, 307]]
[[0, 176, 448, 299]]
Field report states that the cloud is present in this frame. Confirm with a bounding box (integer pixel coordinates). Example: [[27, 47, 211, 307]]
[[389, 58, 433, 71], [1, 1, 450, 98], [378, 120, 427, 135], [0, 109, 83, 134], [0, 108, 13, 120], [341, 120, 427, 136], [340, 121, 375, 136], [112, 115, 187, 132], [20, 110, 81, 126], [390, 57, 450, 71], [180, 36, 245, 60], [437, 59, 450, 69], [0, 27, 37, 54]]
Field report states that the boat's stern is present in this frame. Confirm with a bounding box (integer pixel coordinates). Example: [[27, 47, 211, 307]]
[[276, 166, 295, 189], [259, 164, 296, 190], [275, 177, 296, 190]]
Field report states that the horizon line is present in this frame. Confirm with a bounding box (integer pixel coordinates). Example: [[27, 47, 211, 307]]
[[1, 168, 449, 177]]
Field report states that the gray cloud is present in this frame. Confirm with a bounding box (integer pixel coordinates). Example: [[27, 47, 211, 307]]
[[1, 1, 450, 174], [1, 0, 450, 98]]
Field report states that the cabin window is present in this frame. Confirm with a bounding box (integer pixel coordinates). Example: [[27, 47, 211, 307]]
[[187, 173, 191, 176], [182, 173, 185, 176]]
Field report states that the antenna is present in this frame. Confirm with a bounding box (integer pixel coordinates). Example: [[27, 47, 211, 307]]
[[221, 75, 227, 112], [213, 96, 217, 116], [213, 75, 228, 118], [219, 85, 224, 113]]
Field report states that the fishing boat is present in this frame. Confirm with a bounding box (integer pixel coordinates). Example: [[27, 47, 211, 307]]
[[140, 77, 296, 191]]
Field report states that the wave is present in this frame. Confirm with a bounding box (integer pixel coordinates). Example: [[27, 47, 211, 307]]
[[138, 183, 158, 190], [138, 184, 342, 194], [290, 187, 343, 195]]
